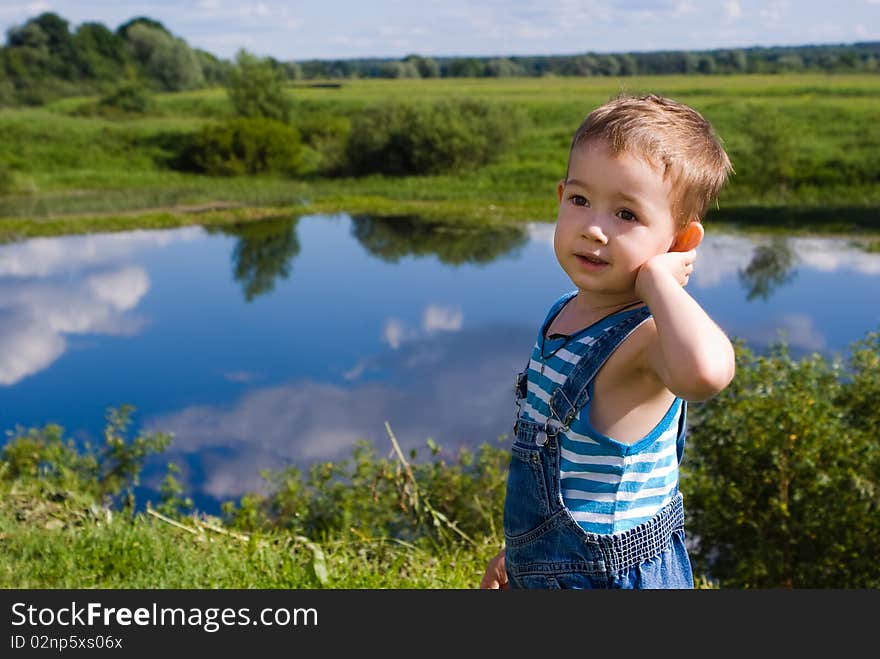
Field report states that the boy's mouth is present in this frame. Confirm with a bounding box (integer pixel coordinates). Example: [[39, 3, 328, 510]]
[[575, 253, 608, 266]]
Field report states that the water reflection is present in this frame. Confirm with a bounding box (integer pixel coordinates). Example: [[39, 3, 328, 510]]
[[738, 237, 796, 301], [208, 214, 531, 303], [0, 215, 878, 510], [146, 323, 530, 499], [207, 216, 301, 302], [350, 214, 529, 264], [0, 229, 200, 385]]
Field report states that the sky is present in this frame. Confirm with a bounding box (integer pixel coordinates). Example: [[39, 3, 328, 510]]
[[0, 1, 878, 62]]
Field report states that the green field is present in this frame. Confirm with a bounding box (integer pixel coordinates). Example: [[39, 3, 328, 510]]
[[1, 73, 879, 241]]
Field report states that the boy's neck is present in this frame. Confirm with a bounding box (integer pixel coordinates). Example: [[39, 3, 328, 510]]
[[551, 291, 644, 336]]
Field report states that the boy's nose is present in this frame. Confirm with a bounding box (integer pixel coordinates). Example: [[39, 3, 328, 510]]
[[582, 219, 609, 244]]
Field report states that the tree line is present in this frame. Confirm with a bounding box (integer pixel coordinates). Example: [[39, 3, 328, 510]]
[[2, 11, 879, 107]]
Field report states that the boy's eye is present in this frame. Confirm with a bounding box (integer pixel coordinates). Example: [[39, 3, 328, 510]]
[[570, 195, 588, 207], [617, 209, 638, 222]]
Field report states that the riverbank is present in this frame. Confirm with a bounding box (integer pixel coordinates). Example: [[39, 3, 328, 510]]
[[1, 74, 879, 242]]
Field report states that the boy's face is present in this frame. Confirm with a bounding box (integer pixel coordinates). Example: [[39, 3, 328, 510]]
[[554, 138, 683, 301]]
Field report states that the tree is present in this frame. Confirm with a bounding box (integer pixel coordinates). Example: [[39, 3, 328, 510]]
[[28, 12, 78, 79], [378, 60, 420, 78], [195, 49, 232, 86], [72, 22, 130, 81], [225, 49, 291, 122], [122, 22, 203, 91], [618, 53, 638, 76], [484, 58, 522, 77], [4, 21, 50, 79], [445, 57, 483, 77], [404, 55, 440, 78]]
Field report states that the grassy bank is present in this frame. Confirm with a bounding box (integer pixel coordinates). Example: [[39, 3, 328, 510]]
[[3, 329, 879, 589], [1, 74, 879, 242]]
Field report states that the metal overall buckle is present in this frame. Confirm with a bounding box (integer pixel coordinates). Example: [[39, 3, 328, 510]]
[[535, 419, 562, 446], [537, 389, 575, 446]]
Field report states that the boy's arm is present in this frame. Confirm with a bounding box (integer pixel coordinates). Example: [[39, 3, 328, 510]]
[[635, 249, 735, 402]]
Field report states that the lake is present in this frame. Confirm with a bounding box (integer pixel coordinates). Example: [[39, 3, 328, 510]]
[[2, 213, 879, 513]]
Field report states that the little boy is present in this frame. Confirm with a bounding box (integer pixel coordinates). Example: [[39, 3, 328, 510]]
[[480, 94, 735, 589]]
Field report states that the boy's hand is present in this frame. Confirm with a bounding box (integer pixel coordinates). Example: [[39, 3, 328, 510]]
[[480, 549, 509, 589], [635, 248, 696, 299]]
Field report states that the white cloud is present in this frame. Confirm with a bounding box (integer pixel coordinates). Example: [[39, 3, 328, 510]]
[[383, 304, 464, 349], [0, 321, 65, 387], [791, 238, 880, 275], [691, 233, 754, 288], [87, 267, 149, 311], [740, 313, 826, 353], [147, 322, 530, 499], [0, 267, 150, 385], [527, 222, 556, 247], [422, 305, 463, 333], [0, 229, 200, 385], [0, 0, 876, 60], [382, 318, 408, 349], [758, 0, 791, 23], [0, 228, 201, 278]]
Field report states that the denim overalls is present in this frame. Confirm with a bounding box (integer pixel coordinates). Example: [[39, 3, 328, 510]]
[[503, 302, 694, 589]]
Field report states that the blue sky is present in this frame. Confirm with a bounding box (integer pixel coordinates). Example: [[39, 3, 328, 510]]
[[1, 1, 878, 61]]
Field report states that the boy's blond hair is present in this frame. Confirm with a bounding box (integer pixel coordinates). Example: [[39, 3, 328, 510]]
[[568, 94, 733, 227]]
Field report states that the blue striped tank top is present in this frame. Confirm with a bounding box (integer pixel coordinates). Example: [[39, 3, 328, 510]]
[[519, 291, 684, 535]]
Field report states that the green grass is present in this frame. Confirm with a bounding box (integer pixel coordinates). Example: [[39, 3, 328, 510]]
[[0, 490, 498, 589], [2, 73, 879, 241]]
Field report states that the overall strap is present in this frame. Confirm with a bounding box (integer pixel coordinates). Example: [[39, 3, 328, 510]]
[[541, 290, 578, 338], [546, 306, 653, 431], [515, 290, 578, 401]]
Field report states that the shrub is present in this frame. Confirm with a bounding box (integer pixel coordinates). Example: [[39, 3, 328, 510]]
[[1, 405, 171, 510], [221, 436, 510, 548], [682, 334, 880, 588], [0, 165, 14, 194], [295, 111, 351, 175], [180, 117, 303, 176], [344, 99, 527, 176], [97, 80, 154, 114], [73, 80, 155, 118]]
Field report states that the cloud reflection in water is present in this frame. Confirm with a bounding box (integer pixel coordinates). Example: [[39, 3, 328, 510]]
[[147, 323, 532, 500], [0, 229, 201, 385]]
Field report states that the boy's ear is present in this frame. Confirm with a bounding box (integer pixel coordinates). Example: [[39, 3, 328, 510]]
[[557, 179, 565, 203], [670, 221, 704, 252]]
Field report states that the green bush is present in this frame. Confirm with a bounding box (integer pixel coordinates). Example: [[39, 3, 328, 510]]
[[682, 334, 880, 588], [0, 164, 14, 194], [180, 117, 304, 176], [295, 111, 351, 175], [344, 98, 527, 176], [97, 80, 155, 115], [1, 405, 171, 509], [221, 436, 509, 549], [72, 80, 156, 118]]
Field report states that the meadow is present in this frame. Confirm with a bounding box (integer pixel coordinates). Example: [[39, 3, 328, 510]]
[[0, 73, 878, 241]]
